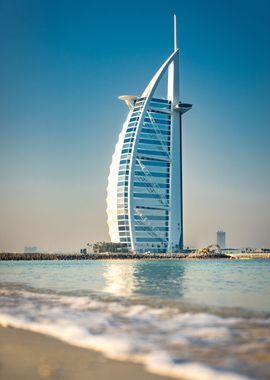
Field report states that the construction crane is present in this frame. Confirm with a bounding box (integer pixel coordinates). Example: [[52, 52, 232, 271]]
[[189, 244, 226, 258], [200, 244, 222, 255]]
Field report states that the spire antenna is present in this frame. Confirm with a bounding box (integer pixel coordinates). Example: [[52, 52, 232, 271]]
[[174, 14, 178, 51]]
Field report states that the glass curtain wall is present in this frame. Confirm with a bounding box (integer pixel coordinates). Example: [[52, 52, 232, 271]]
[[116, 98, 171, 253]]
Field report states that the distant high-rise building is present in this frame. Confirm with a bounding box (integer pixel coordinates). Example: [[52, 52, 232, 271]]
[[106, 16, 192, 253], [24, 246, 38, 254], [217, 231, 226, 249]]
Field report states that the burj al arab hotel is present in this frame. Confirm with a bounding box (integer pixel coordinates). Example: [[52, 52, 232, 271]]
[[106, 16, 192, 253]]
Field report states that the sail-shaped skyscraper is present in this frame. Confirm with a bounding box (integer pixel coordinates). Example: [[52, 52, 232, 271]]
[[106, 16, 192, 253]]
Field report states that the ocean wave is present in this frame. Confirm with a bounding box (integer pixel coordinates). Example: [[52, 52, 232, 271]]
[[1, 286, 269, 380], [0, 314, 251, 380]]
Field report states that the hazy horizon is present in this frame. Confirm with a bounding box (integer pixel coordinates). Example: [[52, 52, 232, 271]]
[[1, 0, 270, 252]]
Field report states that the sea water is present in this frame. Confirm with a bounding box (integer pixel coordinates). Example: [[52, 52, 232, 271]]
[[1, 259, 270, 379]]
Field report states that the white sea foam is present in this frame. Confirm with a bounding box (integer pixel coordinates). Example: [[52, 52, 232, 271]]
[[145, 351, 251, 380], [0, 313, 251, 380], [0, 286, 267, 380]]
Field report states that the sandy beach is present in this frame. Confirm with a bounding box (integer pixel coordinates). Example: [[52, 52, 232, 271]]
[[0, 326, 172, 380]]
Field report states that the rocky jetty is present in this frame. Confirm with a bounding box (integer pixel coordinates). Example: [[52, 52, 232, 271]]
[[0, 252, 187, 261]]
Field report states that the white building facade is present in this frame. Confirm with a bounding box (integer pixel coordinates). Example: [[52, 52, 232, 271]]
[[106, 16, 192, 253]]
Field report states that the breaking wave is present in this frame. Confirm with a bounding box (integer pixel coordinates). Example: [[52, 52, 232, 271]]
[[1, 286, 269, 380]]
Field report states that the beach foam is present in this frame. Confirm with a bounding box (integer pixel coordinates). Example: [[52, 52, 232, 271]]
[[1, 286, 269, 379]]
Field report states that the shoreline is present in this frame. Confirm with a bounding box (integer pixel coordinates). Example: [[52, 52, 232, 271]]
[[0, 326, 172, 380], [1, 252, 270, 261]]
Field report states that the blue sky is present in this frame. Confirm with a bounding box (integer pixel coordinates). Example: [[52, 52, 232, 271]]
[[0, 0, 269, 251]]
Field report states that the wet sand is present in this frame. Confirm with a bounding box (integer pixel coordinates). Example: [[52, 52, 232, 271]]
[[0, 326, 171, 380]]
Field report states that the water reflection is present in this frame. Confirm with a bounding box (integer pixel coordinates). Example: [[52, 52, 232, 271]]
[[103, 260, 186, 299], [103, 261, 135, 296]]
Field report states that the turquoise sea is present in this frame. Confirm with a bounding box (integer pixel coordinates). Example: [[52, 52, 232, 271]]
[[1, 259, 270, 379]]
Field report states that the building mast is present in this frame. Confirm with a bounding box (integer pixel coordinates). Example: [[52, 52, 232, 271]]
[[167, 15, 179, 105], [174, 14, 178, 51]]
